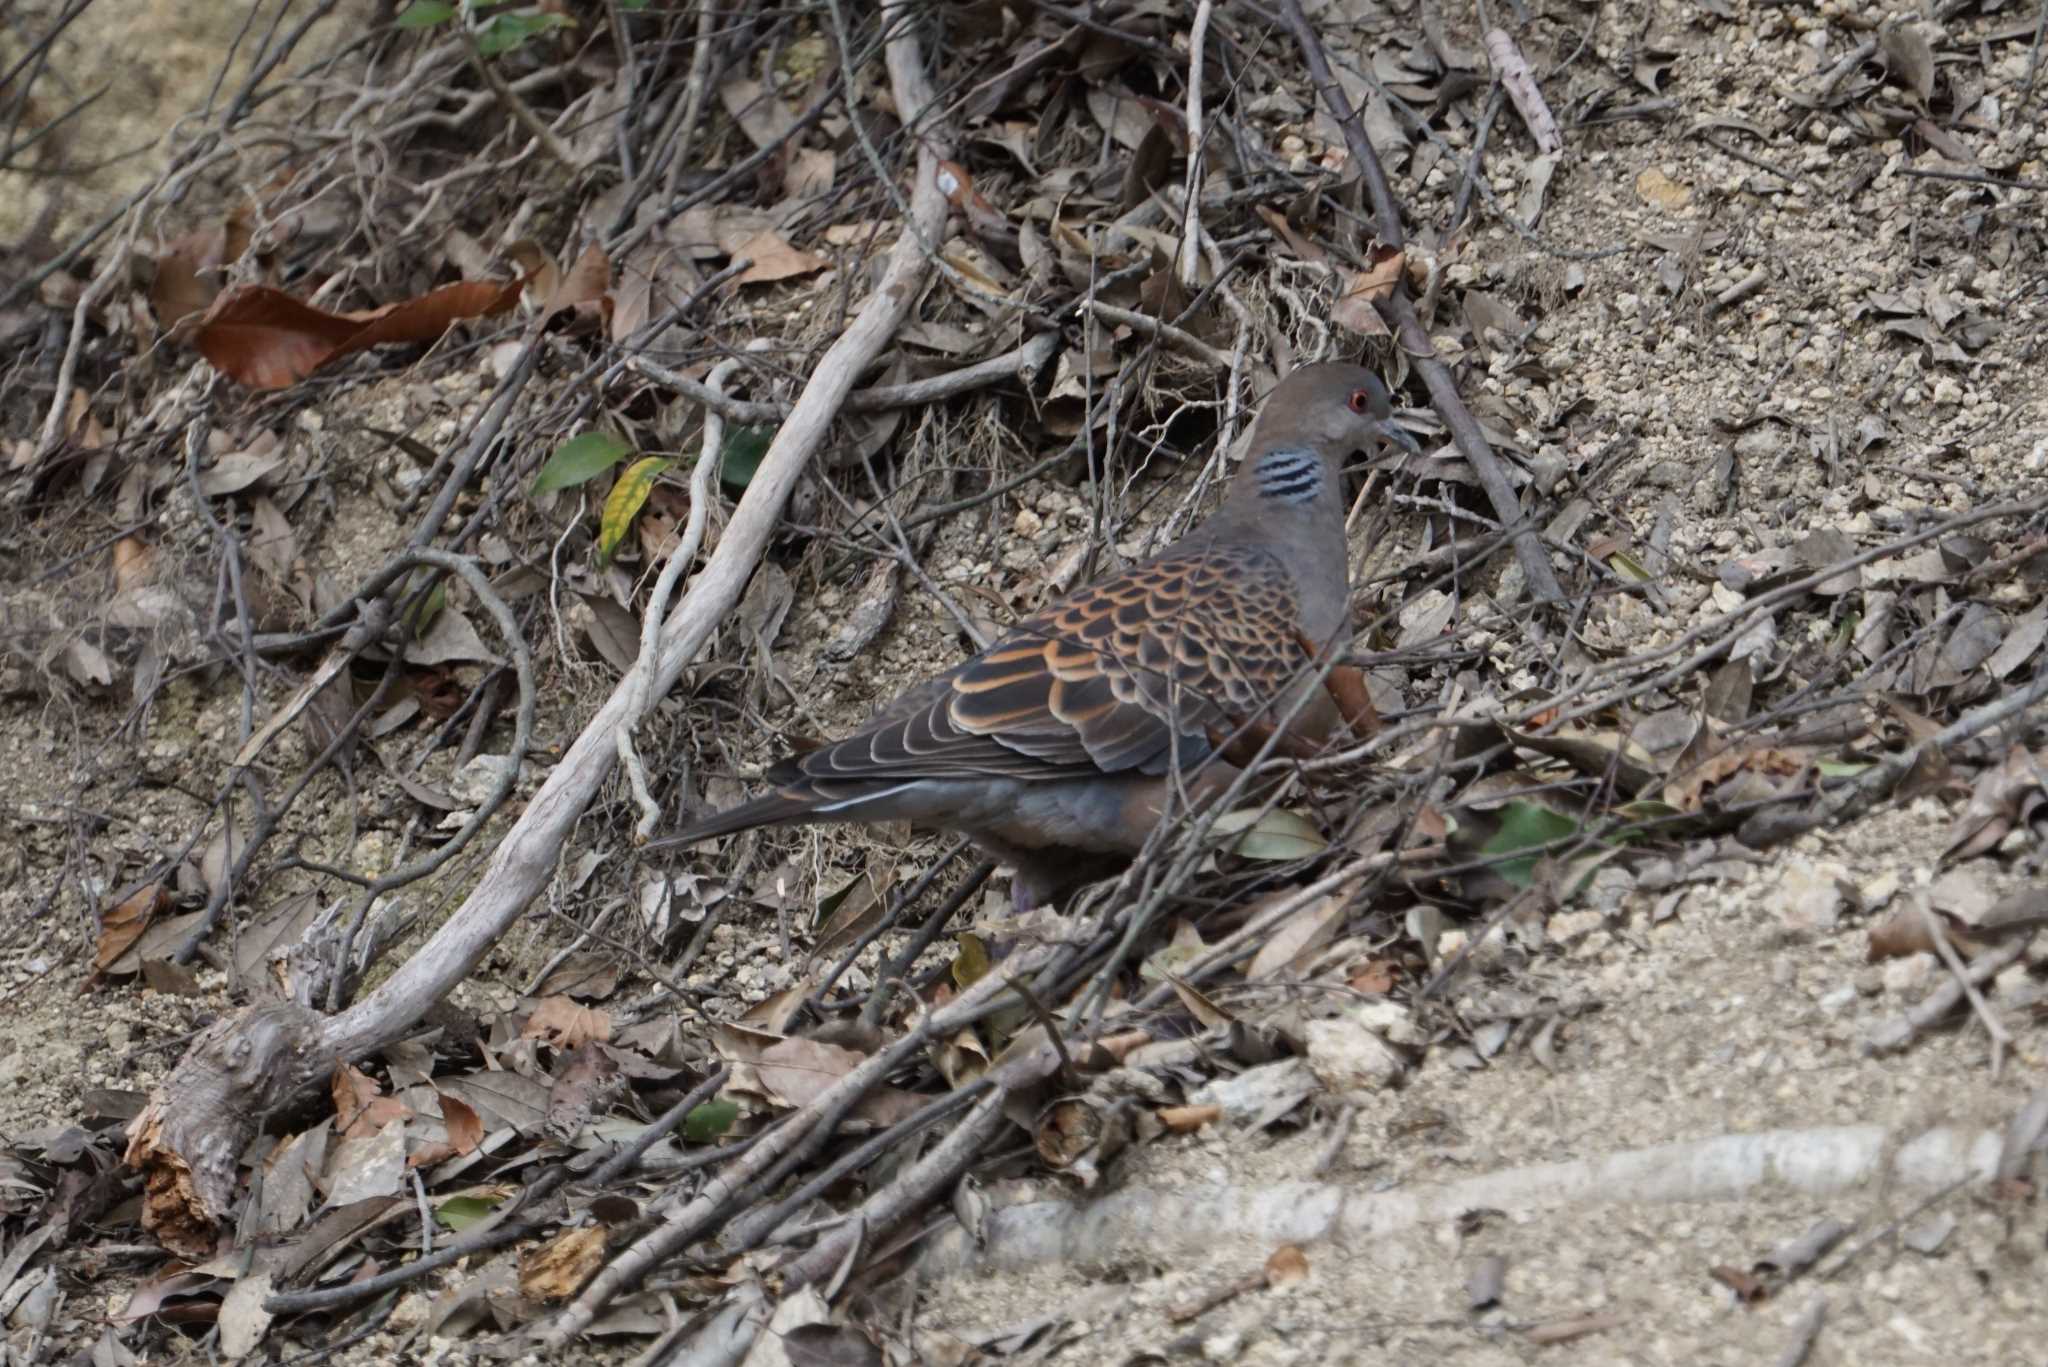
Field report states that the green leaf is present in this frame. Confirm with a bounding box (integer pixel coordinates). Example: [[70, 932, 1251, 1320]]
[[476, 10, 572, 56], [434, 1195, 501, 1230], [400, 570, 447, 640], [683, 1099, 739, 1143], [598, 456, 672, 564], [619, 0, 651, 8], [1606, 549, 1652, 583], [532, 431, 633, 496], [1212, 807, 1328, 862], [395, 0, 456, 27], [720, 425, 777, 490], [1478, 799, 1583, 887], [1816, 759, 1873, 778]]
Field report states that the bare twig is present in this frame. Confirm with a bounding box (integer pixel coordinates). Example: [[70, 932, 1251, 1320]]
[[263, 1068, 731, 1314], [1483, 27, 1562, 154], [1862, 932, 2034, 1056], [658, 0, 723, 205], [1176, 0, 1215, 291], [459, 0, 580, 169], [619, 353, 755, 839], [630, 331, 1058, 424], [1919, 901, 2014, 1073], [542, 953, 1036, 1341], [1083, 301, 1234, 369], [1275, 0, 1565, 603]]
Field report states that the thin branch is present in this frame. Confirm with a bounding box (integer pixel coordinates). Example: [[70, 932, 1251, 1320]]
[[1275, 0, 1565, 603]]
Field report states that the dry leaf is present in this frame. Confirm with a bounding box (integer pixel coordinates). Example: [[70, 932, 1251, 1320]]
[[331, 1064, 383, 1134], [151, 206, 257, 328], [520, 1226, 606, 1300], [731, 229, 827, 286], [93, 883, 169, 976], [542, 241, 611, 324], [523, 996, 613, 1049], [437, 1092, 483, 1156], [784, 146, 836, 199], [1265, 1244, 1311, 1286], [112, 536, 157, 593], [1634, 167, 1692, 212], [1245, 895, 1345, 980], [718, 77, 798, 151], [189, 277, 524, 390]]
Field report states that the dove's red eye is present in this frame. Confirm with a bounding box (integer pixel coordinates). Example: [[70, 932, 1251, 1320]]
[[1348, 388, 1372, 414]]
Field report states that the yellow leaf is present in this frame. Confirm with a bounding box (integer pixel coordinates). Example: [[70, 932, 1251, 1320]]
[[951, 931, 991, 989], [599, 457, 671, 564]]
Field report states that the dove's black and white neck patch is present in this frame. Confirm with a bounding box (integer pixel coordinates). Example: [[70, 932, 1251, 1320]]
[[1253, 447, 1324, 505]]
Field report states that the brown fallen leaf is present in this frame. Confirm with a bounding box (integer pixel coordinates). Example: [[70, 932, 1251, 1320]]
[[92, 883, 170, 979], [731, 229, 827, 286], [524, 995, 613, 1049], [755, 1036, 927, 1126], [1943, 743, 2047, 861], [1264, 1244, 1310, 1286], [1255, 204, 1328, 264], [112, 536, 157, 593], [151, 204, 257, 328], [1332, 246, 1404, 337], [520, 1226, 606, 1300], [543, 242, 611, 323], [331, 1064, 381, 1133], [437, 1091, 483, 1156], [189, 276, 524, 390], [785, 146, 836, 200]]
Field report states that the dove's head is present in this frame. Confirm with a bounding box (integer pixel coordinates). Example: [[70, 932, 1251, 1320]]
[[1225, 362, 1419, 520], [1256, 362, 1418, 468]]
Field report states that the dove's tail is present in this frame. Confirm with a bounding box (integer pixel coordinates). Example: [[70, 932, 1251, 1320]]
[[648, 791, 817, 849]]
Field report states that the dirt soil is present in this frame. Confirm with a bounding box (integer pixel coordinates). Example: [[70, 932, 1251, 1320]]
[[4, 0, 2047, 1364]]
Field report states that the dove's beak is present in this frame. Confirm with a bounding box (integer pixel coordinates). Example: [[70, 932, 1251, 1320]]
[[1379, 418, 1422, 457]]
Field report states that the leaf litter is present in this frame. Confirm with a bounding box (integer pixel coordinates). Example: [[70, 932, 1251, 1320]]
[[1, 0, 2047, 1363]]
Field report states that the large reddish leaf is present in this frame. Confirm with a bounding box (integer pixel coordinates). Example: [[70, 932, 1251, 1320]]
[[190, 277, 524, 390]]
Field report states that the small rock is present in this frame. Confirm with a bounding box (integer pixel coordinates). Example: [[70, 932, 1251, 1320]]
[[1305, 1017, 1405, 1092], [450, 753, 521, 805], [1203, 1330, 1244, 1361], [1548, 910, 1604, 942], [1882, 954, 1935, 994], [1778, 857, 1847, 931]]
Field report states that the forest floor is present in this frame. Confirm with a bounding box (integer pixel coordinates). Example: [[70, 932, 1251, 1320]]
[[3, 0, 2047, 1363]]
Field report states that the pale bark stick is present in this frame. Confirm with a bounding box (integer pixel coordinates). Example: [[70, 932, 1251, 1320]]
[[1482, 27, 1562, 155]]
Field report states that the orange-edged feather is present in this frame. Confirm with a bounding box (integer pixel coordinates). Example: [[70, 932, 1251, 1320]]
[[771, 541, 1317, 792]]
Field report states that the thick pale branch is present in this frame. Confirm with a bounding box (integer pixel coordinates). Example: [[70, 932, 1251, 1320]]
[[921, 1120, 2019, 1276]]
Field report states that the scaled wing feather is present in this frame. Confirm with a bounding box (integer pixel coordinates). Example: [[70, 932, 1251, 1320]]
[[767, 543, 1318, 796]]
